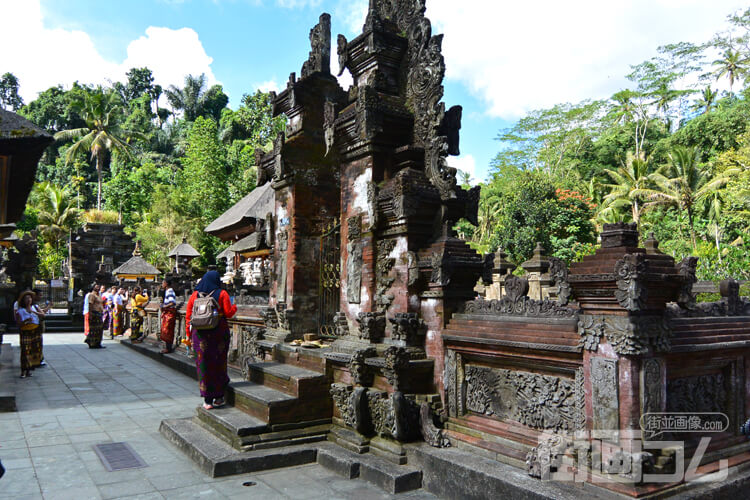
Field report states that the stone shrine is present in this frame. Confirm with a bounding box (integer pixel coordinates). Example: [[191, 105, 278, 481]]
[[120, 3, 750, 498]]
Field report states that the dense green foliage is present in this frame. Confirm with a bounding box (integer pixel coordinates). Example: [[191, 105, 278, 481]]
[[465, 9, 750, 282], [8, 68, 283, 272]]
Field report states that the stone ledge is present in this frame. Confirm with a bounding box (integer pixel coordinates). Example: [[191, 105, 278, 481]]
[[0, 343, 17, 412]]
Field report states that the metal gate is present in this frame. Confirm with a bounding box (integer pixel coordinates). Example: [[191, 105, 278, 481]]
[[318, 220, 340, 336]]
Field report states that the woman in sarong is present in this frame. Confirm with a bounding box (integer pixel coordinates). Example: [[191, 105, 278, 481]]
[[101, 286, 112, 336], [16, 290, 41, 378], [129, 286, 149, 342], [160, 278, 177, 353], [185, 271, 237, 410], [31, 289, 47, 367], [112, 287, 126, 337], [85, 287, 105, 349]]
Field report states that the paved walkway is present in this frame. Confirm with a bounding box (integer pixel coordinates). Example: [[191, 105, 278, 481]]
[[0, 334, 436, 500]]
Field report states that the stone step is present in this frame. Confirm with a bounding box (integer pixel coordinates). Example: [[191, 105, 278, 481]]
[[245, 361, 328, 398], [230, 380, 332, 425], [159, 417, 318, 477], [317, 443, 423, 494], [196, 405, 330, 451]]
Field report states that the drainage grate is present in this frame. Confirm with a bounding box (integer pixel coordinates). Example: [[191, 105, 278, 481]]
[[92, 442, 148, 471]]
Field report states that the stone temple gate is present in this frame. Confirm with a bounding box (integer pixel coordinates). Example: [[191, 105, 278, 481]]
[[131, 2, 750, 498]]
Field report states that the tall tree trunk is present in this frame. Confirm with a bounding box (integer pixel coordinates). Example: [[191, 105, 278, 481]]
[[96, 148, 103, 210], [632, 199, 640, 224], [687, 207, 697, 250]]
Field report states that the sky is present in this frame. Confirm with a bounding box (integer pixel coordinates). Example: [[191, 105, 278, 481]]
[[0, 0, 746, 183]]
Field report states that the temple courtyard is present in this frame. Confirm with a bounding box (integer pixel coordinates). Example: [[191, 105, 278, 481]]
[[0, 333, 436, 500]]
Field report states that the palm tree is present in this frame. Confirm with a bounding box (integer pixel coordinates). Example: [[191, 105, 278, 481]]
[[54, 87, 140, 209], [638, 146, 739, 248], [712, 49, 749, 93], [34, 183, 81, 248], [692, 86, 718, 115], [165, 74, 228, 122], [601, 152, 652, 224]]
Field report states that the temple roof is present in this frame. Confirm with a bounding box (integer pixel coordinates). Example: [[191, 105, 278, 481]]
[[168, 237, 201, 258], [0, 109, 52, 142], [112, 255, 160, 276], [230, 232, 263, 253], [216, 246, 234, 262], [204, 182, 274, 238]]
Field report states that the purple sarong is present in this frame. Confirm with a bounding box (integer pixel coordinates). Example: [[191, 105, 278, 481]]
[[192, 319, 230, 398]]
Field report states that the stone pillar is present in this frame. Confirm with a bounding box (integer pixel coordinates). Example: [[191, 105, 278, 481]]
[[486, 247, 516, 300], [520, 242, 550, 301]]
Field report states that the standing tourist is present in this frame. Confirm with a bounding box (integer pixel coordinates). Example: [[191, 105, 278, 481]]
[[16, 290, 41, 378], [112, 287, 126, 337], [83, 285, 93, 338], [185, 271, 237, 410], [85, 287, 105, 349], [129, 286, 149, 342], [101, 286, 112, 336], [31, 289, 48, 367], [160, 278, 177, 353]]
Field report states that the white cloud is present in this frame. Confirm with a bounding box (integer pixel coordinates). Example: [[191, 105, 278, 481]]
[[0, 0, 217, 103], [255, 79, 281, 93], [335, 0, 745, 119], [449, 154, 479, 185]]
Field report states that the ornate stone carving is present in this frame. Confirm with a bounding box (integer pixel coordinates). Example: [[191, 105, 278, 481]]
[[383, 346, 410, 391], [430, 250, 451, 286], [240, 326, 265, 380], [300, 13, 331, 78], [667, 373, 727, 414], [260, 307, 279, 329], [346, 216, 363, 304], [389, 312, 424, 346], [272, 131, 288, 181], [425, 136, 458, 201], [548, 257, 571, 306], [277, 230, 288, 302], [336, 34, 348, 77], [574, 367, 586, 431], [323, 100, 336, 156], [330, 383, 356, 428], [420, 401, 451, 448], [444, 350, 458, 418], [392, 390, 420, 441], [366, 181, 379, 231], [676, 256, 698, 310], [348, 347, 377, 386], [526, 434, 574, 479], [369, 390, 395, 437], [392, 175, 419, 219], [375, 239, 396, 311], [614, 253, 647, 311], [590, 358, 619, 433], [578, 314, 671, 355], [641, 358, 663, 438], [265, 212, 274, 248], [463, 365, 579, 432], [356, 311, 385, 342], [331, 312, 348, 337], [438, 105, 462, 156], [407, 251, 419, 286], [464, 276, 577, 318]]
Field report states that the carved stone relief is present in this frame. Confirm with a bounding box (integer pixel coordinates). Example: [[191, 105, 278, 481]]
[[641, 358, 663, 438], [464, 276, 577, 319], [420, 402, 451, 448], [366, 181, 379, 231], [333, 311, 349, 337], [578, 315, 671, 355], [383, 346, 410, 391], [614, 253, 647, 311], [548, 257, 571, 306], [444, 350, 458, 418], [375, 239, 396, 311], [323, 100, 336, 156], [300, 13, 331, 78], [667, 373, 727, 415], [348, 347, 377, 386], [277, 230, 289, 303], [463, 365, 579, 432], [356, 311, 385, 343], [590, 358, 619, 434], [272, 131, 288, 181], [240, 326, 265, 380], [346, 215, 363, 304], [388, 312, 424, 346], [407, 251, 419, 286]]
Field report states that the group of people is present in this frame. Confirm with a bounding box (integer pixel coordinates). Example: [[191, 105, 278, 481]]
[[14, 270, 238, 411], [13, 289, 49, 378]]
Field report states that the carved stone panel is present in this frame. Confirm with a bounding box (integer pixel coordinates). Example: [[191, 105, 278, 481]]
[[667, 373, 727, 415], [375, 239, 396, 311], [614, 254, 647, 311], [347, 241, 362, 304], [357, 311, 385, 343], [444, 350, 458, 418], [641, 358, 664, 439], [463, 365, 579, 432], [590, 358, 619, 435]]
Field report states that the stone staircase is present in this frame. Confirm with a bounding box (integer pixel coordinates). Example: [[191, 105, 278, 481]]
[[124, 339, 427, 494]]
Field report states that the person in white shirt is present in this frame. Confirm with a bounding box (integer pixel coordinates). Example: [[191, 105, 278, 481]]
[[16, 290, 40, 378]]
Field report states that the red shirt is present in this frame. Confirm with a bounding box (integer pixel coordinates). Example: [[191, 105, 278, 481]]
[[185, 289, 237, 335]]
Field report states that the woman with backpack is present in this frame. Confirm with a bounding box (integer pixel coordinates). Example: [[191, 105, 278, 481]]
[[185, 270, 237, 410]]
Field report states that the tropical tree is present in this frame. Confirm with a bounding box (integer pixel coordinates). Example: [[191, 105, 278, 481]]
[[639, 146, 738, 248], [601, 151, 652, 223], [0, 72, 24, 110], [53, 87, 141, 209], [165, 74, 228, 122], [692, 86, 718, 115], [33, 182, 81, 248], [712, 48, 749, 93]]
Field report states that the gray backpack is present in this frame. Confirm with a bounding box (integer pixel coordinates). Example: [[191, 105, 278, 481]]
[[191, 290, 220, 330]]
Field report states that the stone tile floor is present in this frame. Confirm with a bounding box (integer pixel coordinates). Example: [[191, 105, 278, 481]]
[[0, 334, 437, 500]]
